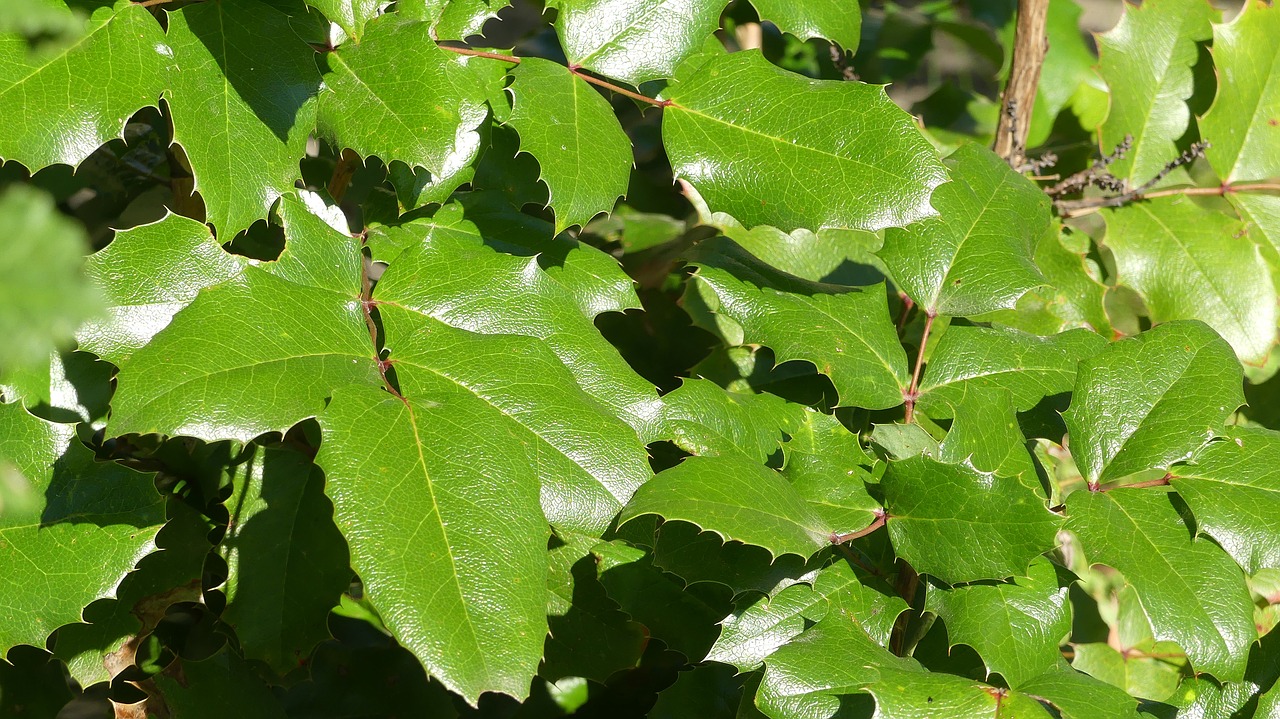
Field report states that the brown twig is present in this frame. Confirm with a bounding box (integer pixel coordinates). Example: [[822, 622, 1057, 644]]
[[903, 312, 936, 423], [135, 0, 175, 6], [993, 0, 1050, 168], [1046, 135, 1132, 197]]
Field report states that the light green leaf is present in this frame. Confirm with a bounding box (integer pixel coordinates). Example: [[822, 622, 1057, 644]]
[[0, 186, 102, 382], [432, 0, 511, 40], [1063, 320, 1243, 486], [0, 1, 165, 169], [781, 411, 879, 537], [882, 455, 1060, 583], [1172, 426, 1280, 574], [1236, 193, 1280, 259], [982, 224, 1113, 336], [1103, 197, 1277, 365], [506, 56, 631, 233], [1069, 643, 1182, 702], [305, 0, 382, 40], [1097, 0, 1216, 184], [918, 326, 1106, 419], [1065, 488, 1255, 682], [78, 213, 246, 366], [879, 143, 1050, 317], [165, 0, 319, 235], [271, 192, 363, 295], [685, 237, 909, 410], [865, 667, 1054, 719], [552, 0, 725, 86], [0, 402, 165, 654], [1029, 0, 1107, 146], [938, 385, 1038, 486], [318, 17, 489, 178], [619, 454, 831, 559], [1016, 665, 1144, 719], [924, 557, 1069, 687], [659, 378, 807, 463], [750, 0, 859, 52], [318, 383, 547, 704], [1199, 0, 1280, 183], [663, 50, 947, 232], [220, 446, 351, 675]]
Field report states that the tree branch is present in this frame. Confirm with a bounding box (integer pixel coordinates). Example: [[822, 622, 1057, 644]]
[[993, 0, 1050, 168]]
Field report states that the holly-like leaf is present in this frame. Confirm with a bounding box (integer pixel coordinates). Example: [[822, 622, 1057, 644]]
[[0, 402, 165, 654], [865, 667, 1054, 719], [662, 50, 947, 232], [881, 455, 1060, 583], [305, 0, 382, 40], [551, 0, 725, 86], [937, 385, 1038, 485], [318, 383, 547, 704], [0, 1, 165, 169], [750, 0, 859, 52], [924, 557, 1070, 687], [1104, 197, 1277, 365], [1097, 0, 1216, 184], [650, 520, 819, 597], [1199, 0, 1280, 183], [619, 454, 831, 559], [659, 378, 807, 463], [153, 648, 288, 718], [987, 225, 1113, 337], [879, 143, 1050, 317], [1063, 320, 1243, 487], [317, 17, 489, 179], [1171, 426, 1280, 574], [1016, 666, 1144, 719], [1069, 642, 1182, 702], [1065, 488, 1255, 682], [917, 325, 1106, 419], [781, 411, 880, 537], [685, 237, 909, 410], [219, 446, 351, 676], [78, 213, 246, 366], [165, 0, 320, 235]]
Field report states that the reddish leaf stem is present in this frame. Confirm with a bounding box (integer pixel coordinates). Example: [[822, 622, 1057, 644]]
[[1094, 473, 1173, 492], [830, 509, 888, 544], [903, 312, 936, 423]]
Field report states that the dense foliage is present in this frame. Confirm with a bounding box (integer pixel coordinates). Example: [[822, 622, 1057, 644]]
[[2, 0, 1279, 716]]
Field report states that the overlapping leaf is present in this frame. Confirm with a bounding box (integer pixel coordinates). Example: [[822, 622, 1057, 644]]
[[1199, 0, 1280, 183], [551, 0, 725, 86], [750, 0, 859, 52], [659, 378, 806, 463], [781, 411, 879, 536]]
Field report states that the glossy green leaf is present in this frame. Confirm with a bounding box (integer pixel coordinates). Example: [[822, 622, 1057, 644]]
[[663, 50, 947, 232], [318, 17, 489, 179], [925, 557, 1069, 687], [0, 402, 165, 654], [1063, 321, 1243, 486], [1104, 197, 1277, 365], [1199, 0, 1280, 183], [882, 455, 1060, 583], [318, 384, 547, 704], [506, 56, 631, 233], [686, 237, 909, 410], [1028, 0, 1107, 146], [750, 0, 859, 52], [1016, 665, 1144, 719], [1171, 426, 1280, 574], [165, 0, 319, 235], [650, 520, 818, 597], [78, 213, 246, 366], [938, 385, 1038, 486], [879, 143, 1050, 317], [1065, 488, 1255, 682], [220, 446, 351, 675], [650, 663, 744, 719], [780, 411, 879, 537], [917, 326, 1106, 419], [0, 1, 165, 169], [552, 0, 725, 86], [659, 378, 806, 463], [305, 0, 381, 40], [987, 225, 1113, 337], [866, 667, 1053, 719], [619, 454, 831, 559], [1097, 0, 1216, 184], [0, 186, 101, 383]]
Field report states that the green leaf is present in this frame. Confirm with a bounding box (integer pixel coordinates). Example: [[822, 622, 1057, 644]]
[[650, 663, 744, 719], [0, 402, 165, 654], [983, 225, 1113, 337], [917, 326, 1106, 419], [619, 454, 831, 559], [650, 520, 819, 597], [318, 383, 547, 704], [750, 0, 859, 52], [154, 648, 288, 718], [1171, 426, 1280, 574], [685, 237, 909, 410], [1063, 321, 1243, 486], [1069, 643, 1182, 702], [924, 557, 1069, 687], [1097, 0, 1216, 184], [165, 0, 320, 234], [1065, 488, 1255, 682], [865, 667, 1054, 719], [662, 50, 947, 232], [78, 213, 246, 366], [0, 186, 102, 382], [781, 411, 880, 537], [1103, 197, 1277, 365], [318, 17, 489, 179], [1199, 0, 1280, 183], [1029, 0, 1107, 146], [1016, 665, 1144, 719], [551, 0, 725, 86], [879, 143, 1050, 317], [220, 446, 350, 676], [659, 378, 807, 463], [938, 385, 1038, 486], [506, 57, 631, 233], [305, 0, 381, 40], [0, 1, 165, 169], [882, 455, 1060, 583]]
